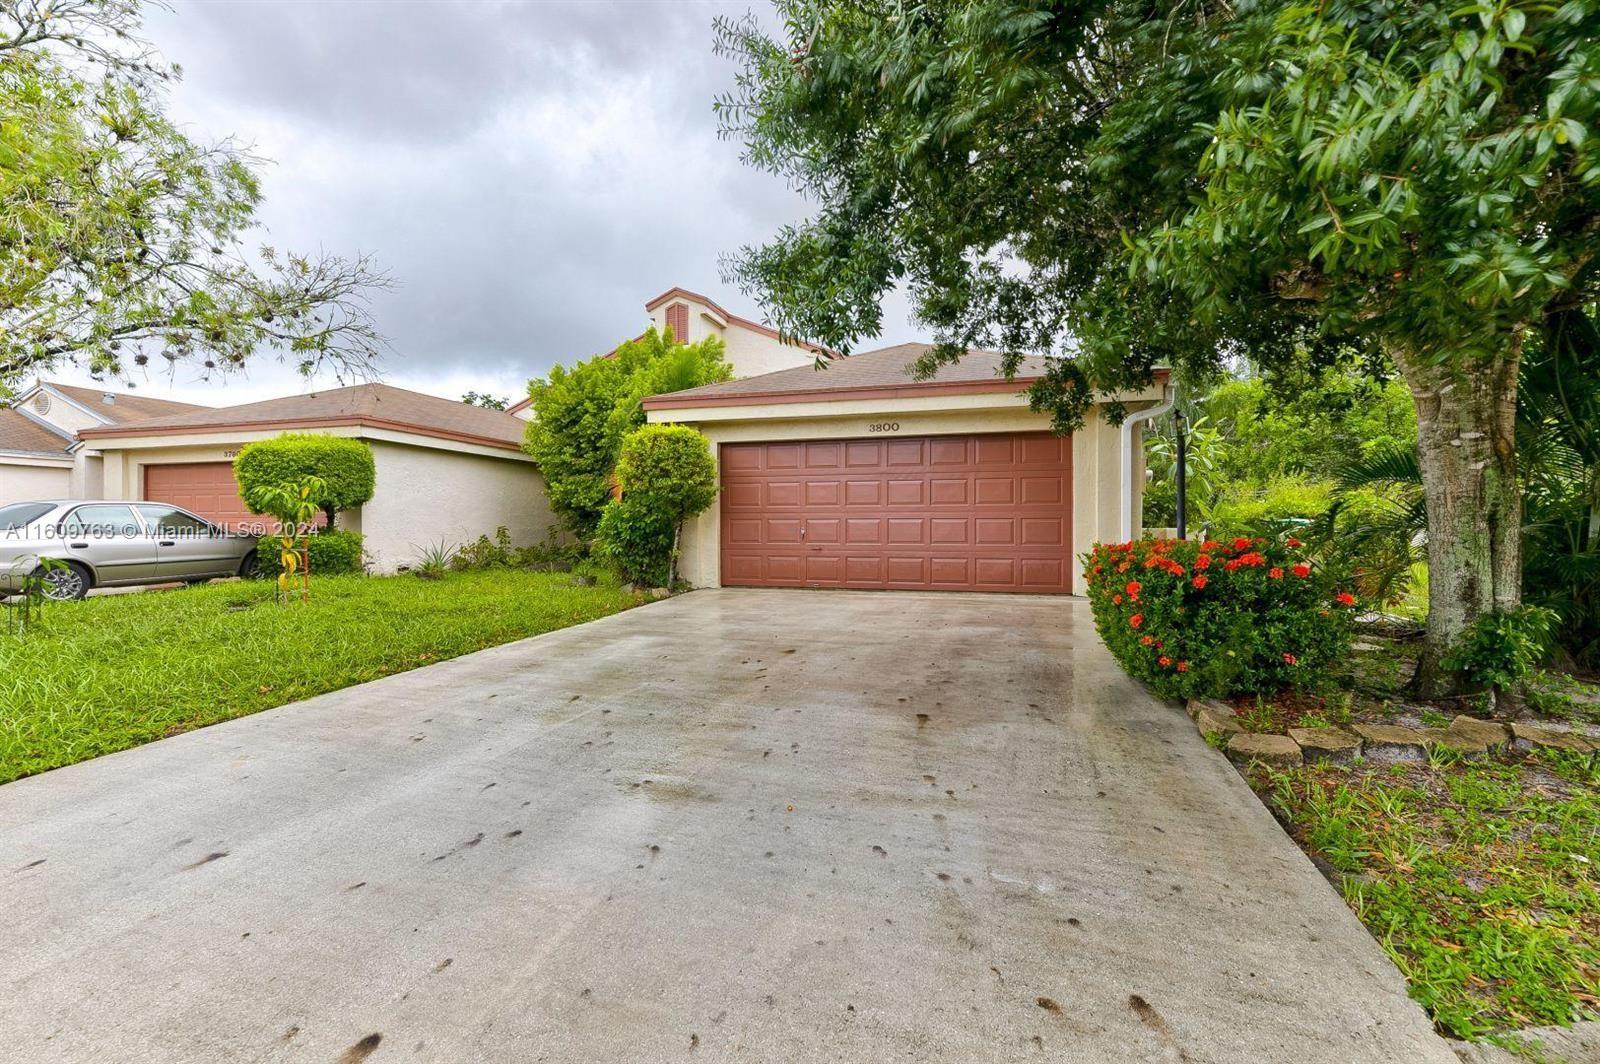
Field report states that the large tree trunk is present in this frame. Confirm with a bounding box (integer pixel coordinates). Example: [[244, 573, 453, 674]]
[[1391, 339, 1523, 701]]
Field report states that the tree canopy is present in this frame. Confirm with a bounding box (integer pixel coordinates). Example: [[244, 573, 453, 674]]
[[522, 327, 730, 538], [0, 0, 388, 394]]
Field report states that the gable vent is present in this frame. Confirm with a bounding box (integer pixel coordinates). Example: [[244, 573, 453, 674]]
[[665, 303, 689, 345]]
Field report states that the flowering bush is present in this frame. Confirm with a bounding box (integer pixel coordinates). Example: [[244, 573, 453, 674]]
[[1082, 536, 1356, 700]]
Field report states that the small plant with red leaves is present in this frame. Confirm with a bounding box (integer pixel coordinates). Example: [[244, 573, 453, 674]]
[[1081, 536, 1356, 700]]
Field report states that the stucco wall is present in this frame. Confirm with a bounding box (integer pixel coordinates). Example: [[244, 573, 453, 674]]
[[358, 441, 555, 573], [647, 297, 817, 379], [0, 459, 71, 506], [648, 391, 1159, 594]]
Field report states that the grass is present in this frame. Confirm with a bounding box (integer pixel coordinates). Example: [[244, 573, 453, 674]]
[[1254, 753, 1600, 1040], [0, 570, 641, 785]]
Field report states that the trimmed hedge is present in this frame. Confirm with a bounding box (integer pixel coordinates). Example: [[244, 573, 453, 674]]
[[1082, 535, 1356, 700], [255, 529, 366, 577], [593, 495, 675, 586], [234, 434, 375, 525]]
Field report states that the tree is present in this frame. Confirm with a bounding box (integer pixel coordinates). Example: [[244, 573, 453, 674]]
[[0, 0, 388, 394], [234, 433, 375, 528], [523, 327, 729, 538], [716, 1, 1600, 693], [597, 424, 719, 587], [461, 391, 509, 410]]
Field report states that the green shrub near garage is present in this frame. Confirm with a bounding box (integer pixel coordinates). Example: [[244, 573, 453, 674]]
[[233, 434, 376, 527], [255, 529, 366, 576]]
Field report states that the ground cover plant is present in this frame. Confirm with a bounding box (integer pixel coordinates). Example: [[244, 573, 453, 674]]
[[1253, 751, 1599, 1041], [0, 570, 637, 784]]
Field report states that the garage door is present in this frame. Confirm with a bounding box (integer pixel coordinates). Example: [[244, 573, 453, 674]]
[[720, 433, 1072, 593], [143, 463, 254, 529]]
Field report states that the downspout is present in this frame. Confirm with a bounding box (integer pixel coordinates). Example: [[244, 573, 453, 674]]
[[1119, 383, 1176, 543]]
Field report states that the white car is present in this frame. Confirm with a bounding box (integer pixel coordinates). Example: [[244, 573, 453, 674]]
[[0, 500, 259, 601]]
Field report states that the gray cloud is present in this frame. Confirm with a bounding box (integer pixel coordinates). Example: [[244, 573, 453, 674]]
[[97, 0, 922, 407]]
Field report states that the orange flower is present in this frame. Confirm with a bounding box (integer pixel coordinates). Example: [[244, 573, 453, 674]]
[[1125, 580, 1141, 597], [1268, 567, 1283, 580], [1286, 537, 1303, 548], [1175, 661, 1189, 673], [1335, 591, 1356, 607], [1140, 635, 1154, 646], [1292, 563, 1311, 578], [1192, 574, 1208, 589], [1113, 594, 1123, 604], [1194, 554, 1212, 570], [1158, 655, 1172, 667], [1282, 653, 1297, 665], [1129, 613, 1144, 629], [1232, 537, 1252, 551]]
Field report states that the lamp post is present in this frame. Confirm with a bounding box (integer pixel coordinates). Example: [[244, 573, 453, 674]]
[[1174, 408, 1188, 541]]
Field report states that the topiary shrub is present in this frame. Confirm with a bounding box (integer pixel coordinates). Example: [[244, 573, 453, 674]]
[[234, 433, 376, 527], [254, 529, 365, 577], [594, 424, 718, 586], [1082, 535, 1356, 700]]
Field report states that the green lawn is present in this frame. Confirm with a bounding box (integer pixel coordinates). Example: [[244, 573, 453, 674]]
[[1254, 752, 1600, 1041], [0, 570, 641, 785]]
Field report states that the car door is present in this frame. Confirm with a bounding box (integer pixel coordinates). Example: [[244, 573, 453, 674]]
[[60, 504, 160, 584], [136, 504, 234, 580]]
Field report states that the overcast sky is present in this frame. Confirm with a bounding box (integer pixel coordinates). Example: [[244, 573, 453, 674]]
[[54, 0, 922, 408]]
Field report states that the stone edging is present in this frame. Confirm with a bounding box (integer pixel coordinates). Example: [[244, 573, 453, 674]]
[[1185, 699, 1599, 768]]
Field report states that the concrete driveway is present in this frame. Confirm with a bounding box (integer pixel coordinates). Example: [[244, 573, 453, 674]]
[[1, 590, 1454, 1064]]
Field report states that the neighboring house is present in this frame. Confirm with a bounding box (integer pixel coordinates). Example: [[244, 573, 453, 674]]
[[0, 382, 207, 507], [644, 343, 1166, 595], [75, 383, 555, 573], [507, 286, 837, 420]]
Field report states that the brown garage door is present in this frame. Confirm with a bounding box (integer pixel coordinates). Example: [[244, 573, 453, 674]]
[[720, 432, 1072, 593], [144, 462, 255, 529]]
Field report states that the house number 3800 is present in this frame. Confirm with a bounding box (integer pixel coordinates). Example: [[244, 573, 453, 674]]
[[867, 421, 900, 433]]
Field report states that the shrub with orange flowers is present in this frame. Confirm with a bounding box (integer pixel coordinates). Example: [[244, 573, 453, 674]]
[[1081, 535, 1355, 700]]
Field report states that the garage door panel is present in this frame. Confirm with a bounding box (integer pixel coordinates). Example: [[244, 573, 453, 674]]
[[143, 463, 253, 529], [720, 433, 1070, 594]]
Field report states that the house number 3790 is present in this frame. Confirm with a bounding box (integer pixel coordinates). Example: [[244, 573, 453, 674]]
[[867, 421, 900, 433]]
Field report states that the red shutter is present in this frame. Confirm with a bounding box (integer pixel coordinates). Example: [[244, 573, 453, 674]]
[[665, 303, 688, 344]]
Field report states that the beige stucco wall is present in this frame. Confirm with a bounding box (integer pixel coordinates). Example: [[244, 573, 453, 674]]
[[88, 426, 553, 575], [358, 441, 555, 573], [647, 385, 1163, 594], [26, 388, 105, 435], [0, 457, 72, 506], [648, 296, 818, 379]]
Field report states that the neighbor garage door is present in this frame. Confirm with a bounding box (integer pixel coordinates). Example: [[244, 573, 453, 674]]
[[143, 462, 254, 529], [720, 432, 1072, 593]]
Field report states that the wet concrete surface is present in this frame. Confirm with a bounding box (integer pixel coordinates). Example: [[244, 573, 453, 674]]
[[0, 590, 1455, 1063]]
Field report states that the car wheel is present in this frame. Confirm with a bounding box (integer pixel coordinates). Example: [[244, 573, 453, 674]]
[[39, 562, 90, 602], [238, 550, 261, 579]]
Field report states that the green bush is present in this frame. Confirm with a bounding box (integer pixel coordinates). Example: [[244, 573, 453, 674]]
[[1442, 606, 1561, 694], [1083, 535, 1356, 700], [594, 496, 676, 586], [593, 424, 719, 586], [255, 529, 365, 576], [234, 434, 376, 527], [1207, 478, 1332, 537]]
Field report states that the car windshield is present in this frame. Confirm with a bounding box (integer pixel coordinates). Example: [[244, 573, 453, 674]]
[[0, 502, 54, 530]]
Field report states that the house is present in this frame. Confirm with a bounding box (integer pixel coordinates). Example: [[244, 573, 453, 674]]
[[74, 383, 554, 573], [644, 343, 1166, 594], [507, 287, 837, 420], [0, 381, 207, 507]]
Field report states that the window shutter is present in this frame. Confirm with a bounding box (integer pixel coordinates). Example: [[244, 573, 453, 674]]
[[665, 303, 688, 344]]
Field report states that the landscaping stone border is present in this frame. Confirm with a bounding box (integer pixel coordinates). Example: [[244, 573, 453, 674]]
[[1185, 699, 1599, 768]]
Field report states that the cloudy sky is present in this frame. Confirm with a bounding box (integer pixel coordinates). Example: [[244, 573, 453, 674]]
[[55, 0, 921, 408]]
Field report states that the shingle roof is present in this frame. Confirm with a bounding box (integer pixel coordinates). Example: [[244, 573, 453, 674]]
[[47, 382, 208, 424], [76, 382, 530, 450], [0, 409, 73, 455], [643, 343, 1049, 408]]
